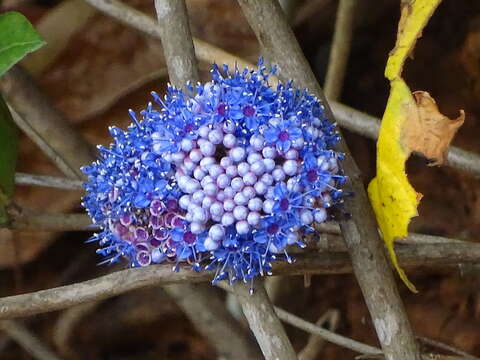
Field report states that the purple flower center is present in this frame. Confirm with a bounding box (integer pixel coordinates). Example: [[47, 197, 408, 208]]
[[135, 227, 148, 241], [217, 104, 226, 115], [120, 213, 133, 226], [278, 130, 289, 141], [243, 105, 255, 117], [183, 231, 196, 244], [166, 199, 178, 211], [279, 198, 290, 211], [150, 238, 162, 247], [136, 251, 151, 266], [150, 200, 164, 216], [267, 224, 280, 234], [153, 228, 168, 240], [173, 216, 185, 228], [184, 124, 194, 133], [114, 223, 128, 236], [164, 213, 176, 227], [150, 215, 164, 228], [307, 170, 318, 182]]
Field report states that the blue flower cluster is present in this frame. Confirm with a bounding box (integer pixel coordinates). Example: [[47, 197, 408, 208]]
[[82, 59, 346, 284]]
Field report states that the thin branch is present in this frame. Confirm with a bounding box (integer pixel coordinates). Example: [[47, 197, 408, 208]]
[[217, 282, 380, 356], [324, 0, 357, 100], [163, 284, 262, 360], [275, 307, 381, 356], [15, 173, 83, 191], [235, 1, 421, 358], [0, 67, 95, 180], [0, 320, 63, 360], [8, 213, 96, 232], [80, 0, 480, 178], [152, 3, 263, 359], [82, 0, 252, 71], [52, 302, 100, 359], [0, 242, 480, 320], [298, 309, 340, 360], [417, 336, 480, 360], [232, 280, 298, 360], [153, 0, 198, 86], [330, 101, 480, 177]]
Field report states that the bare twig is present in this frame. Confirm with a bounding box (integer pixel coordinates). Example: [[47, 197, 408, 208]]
[[330, 102, 480, 177], [275, 307, 381, 356], [164, 284, 261, 360], [298, 309, 340, 360], [217, 282, 380, 356], [417, 337, 480, 360], [0, 67, 95, 180], [53, 302, 101, 359], [235, 0, 421, 358], [153, 0, 198, 86], [1, 241, 480, 320], [152, 3, 262, 359], [15, 173, 83, 191], [0, 320, 63, 360], [233, 280, 298, 360], [9, 213, 96, 232], [82, 0, 252, 71], [21, 0, 96, 75], [324, 0, 357, 100], [81, 0, 480, 178]]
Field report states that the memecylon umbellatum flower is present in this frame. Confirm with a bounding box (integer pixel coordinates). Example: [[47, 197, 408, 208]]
[[82, 59, 346, 284]]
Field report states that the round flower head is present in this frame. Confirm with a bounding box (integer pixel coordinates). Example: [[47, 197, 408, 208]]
[[82, 58, 346, 283]]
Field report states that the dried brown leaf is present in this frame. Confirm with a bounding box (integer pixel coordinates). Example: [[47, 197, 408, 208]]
[[403, 91, 465, 165]]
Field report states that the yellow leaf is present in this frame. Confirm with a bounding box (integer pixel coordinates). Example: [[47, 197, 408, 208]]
[[367, 0, 456, 292]]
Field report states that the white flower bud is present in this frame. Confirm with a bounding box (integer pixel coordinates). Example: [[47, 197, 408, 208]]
[[250, 135, 264, 151], [189, 149, 203, 163], [200, 141, 216, 157], [190, 221, 205, 234], [180, 139, 194, 152], [237, 162, 250, 177], [234, 192, 248, 206], [235, 220, 250, 235], [221, 212, 235, 227], [223, 133, 237, 148], [179, 194, 191, 209], [272, 167, 285, 181], [254, 181, 267, 195], [248, 197, 263, 212], [242, 186, 256, 200], [230, 147, 246, 162], [300, 209, 313, 225], [209, 224, 226, 241], [210, 202, 224, 217], [247, 211, 261, 226], [262, 146, 277, 159], [192, 190, 206, 204], [208, 128, 224, 144], [251, 161, 266, 175], [223, 199, 236, 212], [204, 236, 219, 251], [283, 160, 298, 176], [263, 199, 275, 214]]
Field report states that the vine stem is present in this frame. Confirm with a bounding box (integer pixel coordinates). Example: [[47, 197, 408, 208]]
[[80, 0, 480, 177], [324, 0, 358, 100], [0, 242, 479, 320], [233, 280, 298, 360], [152, 2, 263, 358], [236, 0, 422, 358]]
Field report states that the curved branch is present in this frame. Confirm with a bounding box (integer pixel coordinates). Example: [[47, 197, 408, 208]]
[[0, 242, 479, 320]]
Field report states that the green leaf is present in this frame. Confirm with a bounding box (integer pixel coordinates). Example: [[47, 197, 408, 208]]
[[0, 94, 18, 224], [0, 11, 46, 77]]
